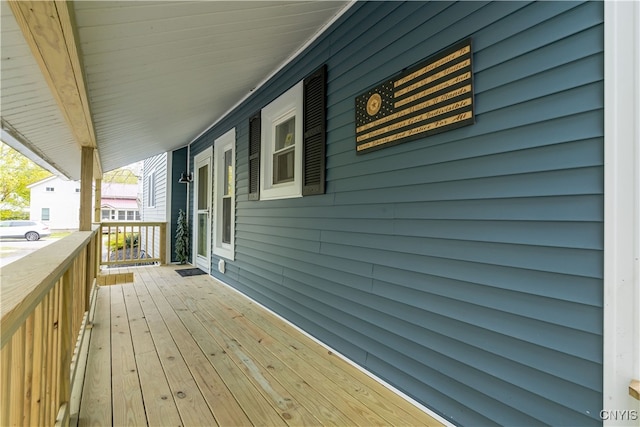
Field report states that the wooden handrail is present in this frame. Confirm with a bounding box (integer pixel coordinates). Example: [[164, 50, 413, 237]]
[[1, 228, 99, 426]]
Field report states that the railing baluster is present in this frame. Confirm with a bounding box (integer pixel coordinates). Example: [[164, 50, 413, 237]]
[[39, 294, 51, 426], [152, 224, 156, 261], [57, 270, 72, 424], [1, 340, 12, 426], [145, 224, 150, 261], [30, 303, 45, 424], [9, 325, 25, 426], [50, 281, 61, 424], [23, 315, 34, 426]]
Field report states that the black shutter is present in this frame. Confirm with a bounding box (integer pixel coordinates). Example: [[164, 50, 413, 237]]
[[248, 111, 261, 200], [302, 64, 327, 196]]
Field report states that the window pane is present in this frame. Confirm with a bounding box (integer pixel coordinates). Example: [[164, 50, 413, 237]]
[[197, 213, 207, 257], [197, 164, 208, 210], [127, 211, 134, 220], [101, 209, 110, 220], [148, 172, 156, 207], [275, 117, 295, 151], [224, 150, 233, 196], [42, 208, 50, 221], [222, 197, 231, 244], [273, 147, 295, 184], [118, 211, 125, 220]]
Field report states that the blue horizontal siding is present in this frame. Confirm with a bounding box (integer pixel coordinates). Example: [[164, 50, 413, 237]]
[[189, 1, 604, 425]]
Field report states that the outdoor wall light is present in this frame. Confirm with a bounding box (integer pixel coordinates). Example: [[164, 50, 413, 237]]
[[178, 172, 192, 183]]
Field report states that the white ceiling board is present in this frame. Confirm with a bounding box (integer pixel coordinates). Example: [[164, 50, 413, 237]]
[[1, 0, 350, 177], [73, 0, 350, 173]]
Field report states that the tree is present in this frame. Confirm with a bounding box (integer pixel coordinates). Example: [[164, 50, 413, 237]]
[[0, 142, 51, 219], [175, 209, 189, 264], [102, 164, 141, 184]]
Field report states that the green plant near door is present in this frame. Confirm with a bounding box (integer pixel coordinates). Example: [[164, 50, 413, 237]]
[[175, 209, 189, 264]]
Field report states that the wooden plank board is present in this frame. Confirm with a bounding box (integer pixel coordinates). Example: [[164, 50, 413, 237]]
[[155, 286, 291, 426], [121, 283, 182, 427], [164, 290, 320, 426], [137, 273, 252, 426], [195, 287, 398, 426], [77, 266, 446, 426], [162, 275, 359, 426], [109, 285, 147, 426], [132, 279, 219, 426], [210, 274, 442, 426], [79, 286, 112, 426]]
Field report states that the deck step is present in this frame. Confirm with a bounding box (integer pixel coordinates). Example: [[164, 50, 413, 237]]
[[97, 272, 133, 285]]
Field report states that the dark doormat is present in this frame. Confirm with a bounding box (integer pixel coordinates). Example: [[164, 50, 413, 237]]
[[176, 268, 206, 277]]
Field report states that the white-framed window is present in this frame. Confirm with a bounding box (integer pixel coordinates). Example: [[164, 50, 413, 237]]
[[249, 66, 326, 201], [148, 170, 156, 207], [45, 187, 54, 192], [213, 128, 236, 260], [260, 81, 303, 200], [41, 208, 50, 221], [101, 209, 110, 220]]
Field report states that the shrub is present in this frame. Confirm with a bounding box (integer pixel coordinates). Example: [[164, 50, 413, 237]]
[[175, 209, 189, 264], [108, 232, 139, 251]]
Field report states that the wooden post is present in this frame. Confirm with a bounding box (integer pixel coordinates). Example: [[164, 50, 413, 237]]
[[94, 179, 102, 223], [79, 147, 93, 231], [159, 223, 167, 265]]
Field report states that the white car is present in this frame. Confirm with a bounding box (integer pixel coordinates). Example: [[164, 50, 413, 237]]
[[0, 220, 51, 241]]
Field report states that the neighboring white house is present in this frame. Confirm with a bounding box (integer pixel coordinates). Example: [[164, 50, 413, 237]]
[[28, 176, 80, 229], [29, 177, 140, 229]]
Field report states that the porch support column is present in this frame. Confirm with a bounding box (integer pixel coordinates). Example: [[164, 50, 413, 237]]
[[604, 0, 640, 420], [94, 178, 102, 223], [79, 147, 94, 231]]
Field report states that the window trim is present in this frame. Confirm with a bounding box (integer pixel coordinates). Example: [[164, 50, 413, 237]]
[[260, 81, 303, 200], [213, 128, 236, 260]]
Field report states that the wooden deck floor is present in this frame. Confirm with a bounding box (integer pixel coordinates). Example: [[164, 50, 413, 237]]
[[76, 265, 444, 427]]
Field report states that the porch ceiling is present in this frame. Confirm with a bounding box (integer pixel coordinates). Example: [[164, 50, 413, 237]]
[[0, 0, 350, 180]]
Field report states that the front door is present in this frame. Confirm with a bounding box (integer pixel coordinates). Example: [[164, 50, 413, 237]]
[[193, 148, 212, 272]]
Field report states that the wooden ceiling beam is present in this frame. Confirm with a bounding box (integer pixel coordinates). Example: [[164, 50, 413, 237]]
[[8, 0, 102, 178]]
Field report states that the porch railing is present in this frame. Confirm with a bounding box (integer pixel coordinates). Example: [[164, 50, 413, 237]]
[[0, 228, 100, 426], [99, 222, 166, 267]]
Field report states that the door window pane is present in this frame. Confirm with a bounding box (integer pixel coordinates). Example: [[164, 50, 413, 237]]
[[197, 213, 207, 257], [197, 165, 208, 210]]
